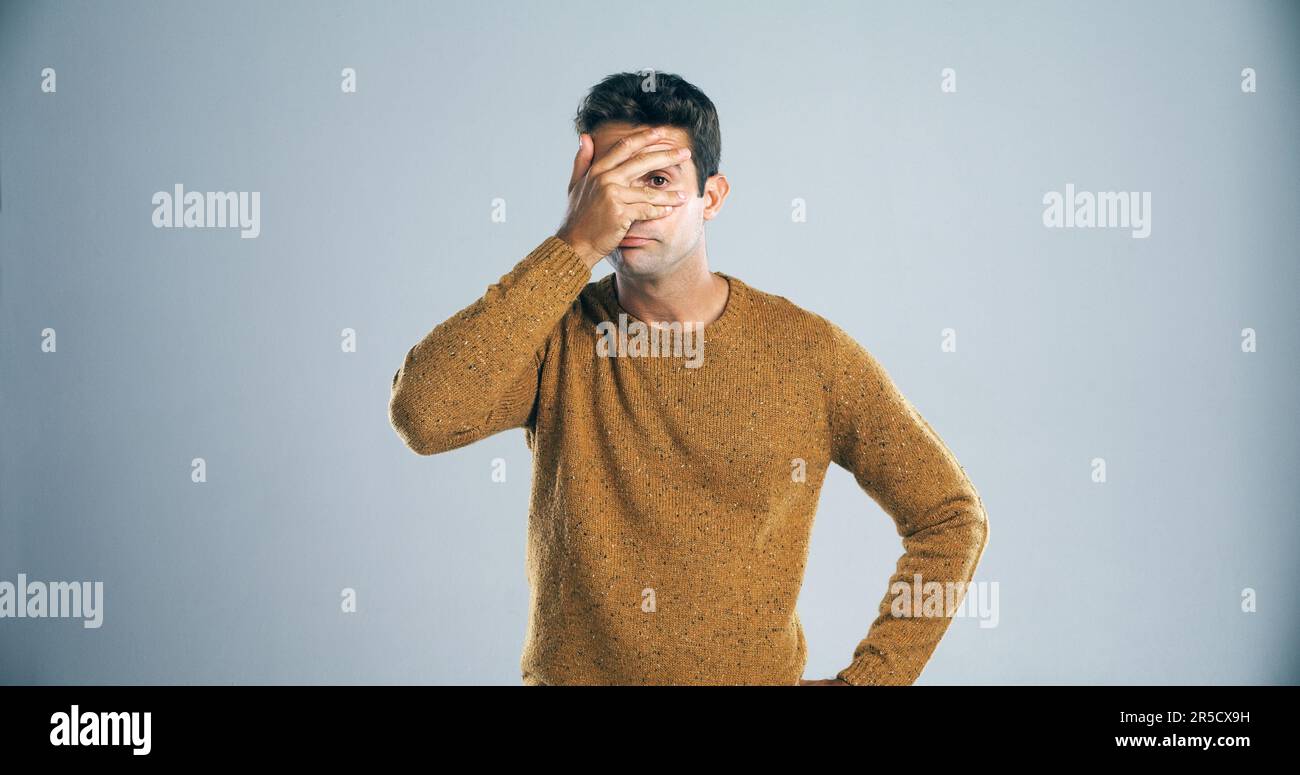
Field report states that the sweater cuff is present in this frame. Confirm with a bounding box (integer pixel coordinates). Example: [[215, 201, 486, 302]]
[[836, 658, 882, 686], [520, 235, 595, 299], [832, 652, 904, 686]]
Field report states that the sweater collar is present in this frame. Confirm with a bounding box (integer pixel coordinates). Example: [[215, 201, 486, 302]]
[[595, 270, 745, 341]]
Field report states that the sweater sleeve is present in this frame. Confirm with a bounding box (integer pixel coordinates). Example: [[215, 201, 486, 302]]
[[388, 235, 593, 455], [823, 320, 990, 686]]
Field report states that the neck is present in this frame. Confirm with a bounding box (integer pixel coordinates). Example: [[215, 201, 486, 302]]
[[613, 251, 729, 328]]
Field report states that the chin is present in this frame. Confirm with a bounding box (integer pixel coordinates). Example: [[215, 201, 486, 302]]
[[610, 245, 661, 273]]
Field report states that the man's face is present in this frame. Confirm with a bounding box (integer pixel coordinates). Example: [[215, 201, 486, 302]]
[[589, 121, 713, 278]]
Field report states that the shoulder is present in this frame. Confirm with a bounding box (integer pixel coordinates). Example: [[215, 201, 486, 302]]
[[728, 274, 863, 356], [726, 274, 837, 342]]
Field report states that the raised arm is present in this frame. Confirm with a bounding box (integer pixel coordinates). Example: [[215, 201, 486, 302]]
[[388, 236, 592, 455], [824, 320, 990, 685]]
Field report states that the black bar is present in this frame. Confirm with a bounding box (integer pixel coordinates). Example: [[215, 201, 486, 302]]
[[0, 685, 1286, 762]]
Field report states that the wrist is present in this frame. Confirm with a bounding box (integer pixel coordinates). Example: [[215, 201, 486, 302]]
[[554, 232, 604, 270]]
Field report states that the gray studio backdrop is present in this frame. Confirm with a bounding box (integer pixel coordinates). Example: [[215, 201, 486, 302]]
[[2, 0, 1297, 684]]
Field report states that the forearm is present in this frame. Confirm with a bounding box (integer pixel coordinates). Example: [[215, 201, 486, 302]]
[[388, 235, 592, 454], [836, 494, 988, 685]]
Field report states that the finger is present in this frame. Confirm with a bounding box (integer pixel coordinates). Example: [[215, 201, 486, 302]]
[[568, 133, 593, 194], [627, 202, 676, 221], [607, 146, 692, 187], [615, 184, 687, 206], [588, 126, 674, 179]]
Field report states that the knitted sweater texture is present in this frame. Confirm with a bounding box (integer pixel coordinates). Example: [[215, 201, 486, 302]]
[[388, 235, 989, 685]]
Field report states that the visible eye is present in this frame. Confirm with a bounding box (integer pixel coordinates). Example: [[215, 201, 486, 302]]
[[648, 174, 669, 187]]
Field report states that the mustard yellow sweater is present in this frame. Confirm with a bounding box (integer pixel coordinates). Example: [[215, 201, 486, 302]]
[[388, 235, 989, 685]]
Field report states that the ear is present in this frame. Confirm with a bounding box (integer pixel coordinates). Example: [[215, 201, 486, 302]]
[[702, 173, 730, 221]]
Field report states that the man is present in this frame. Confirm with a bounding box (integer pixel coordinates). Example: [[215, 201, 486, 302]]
[[388, 71, 989, 685]]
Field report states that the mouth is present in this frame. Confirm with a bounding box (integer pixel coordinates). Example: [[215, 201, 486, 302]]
[[618, 236, 655, 247]]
